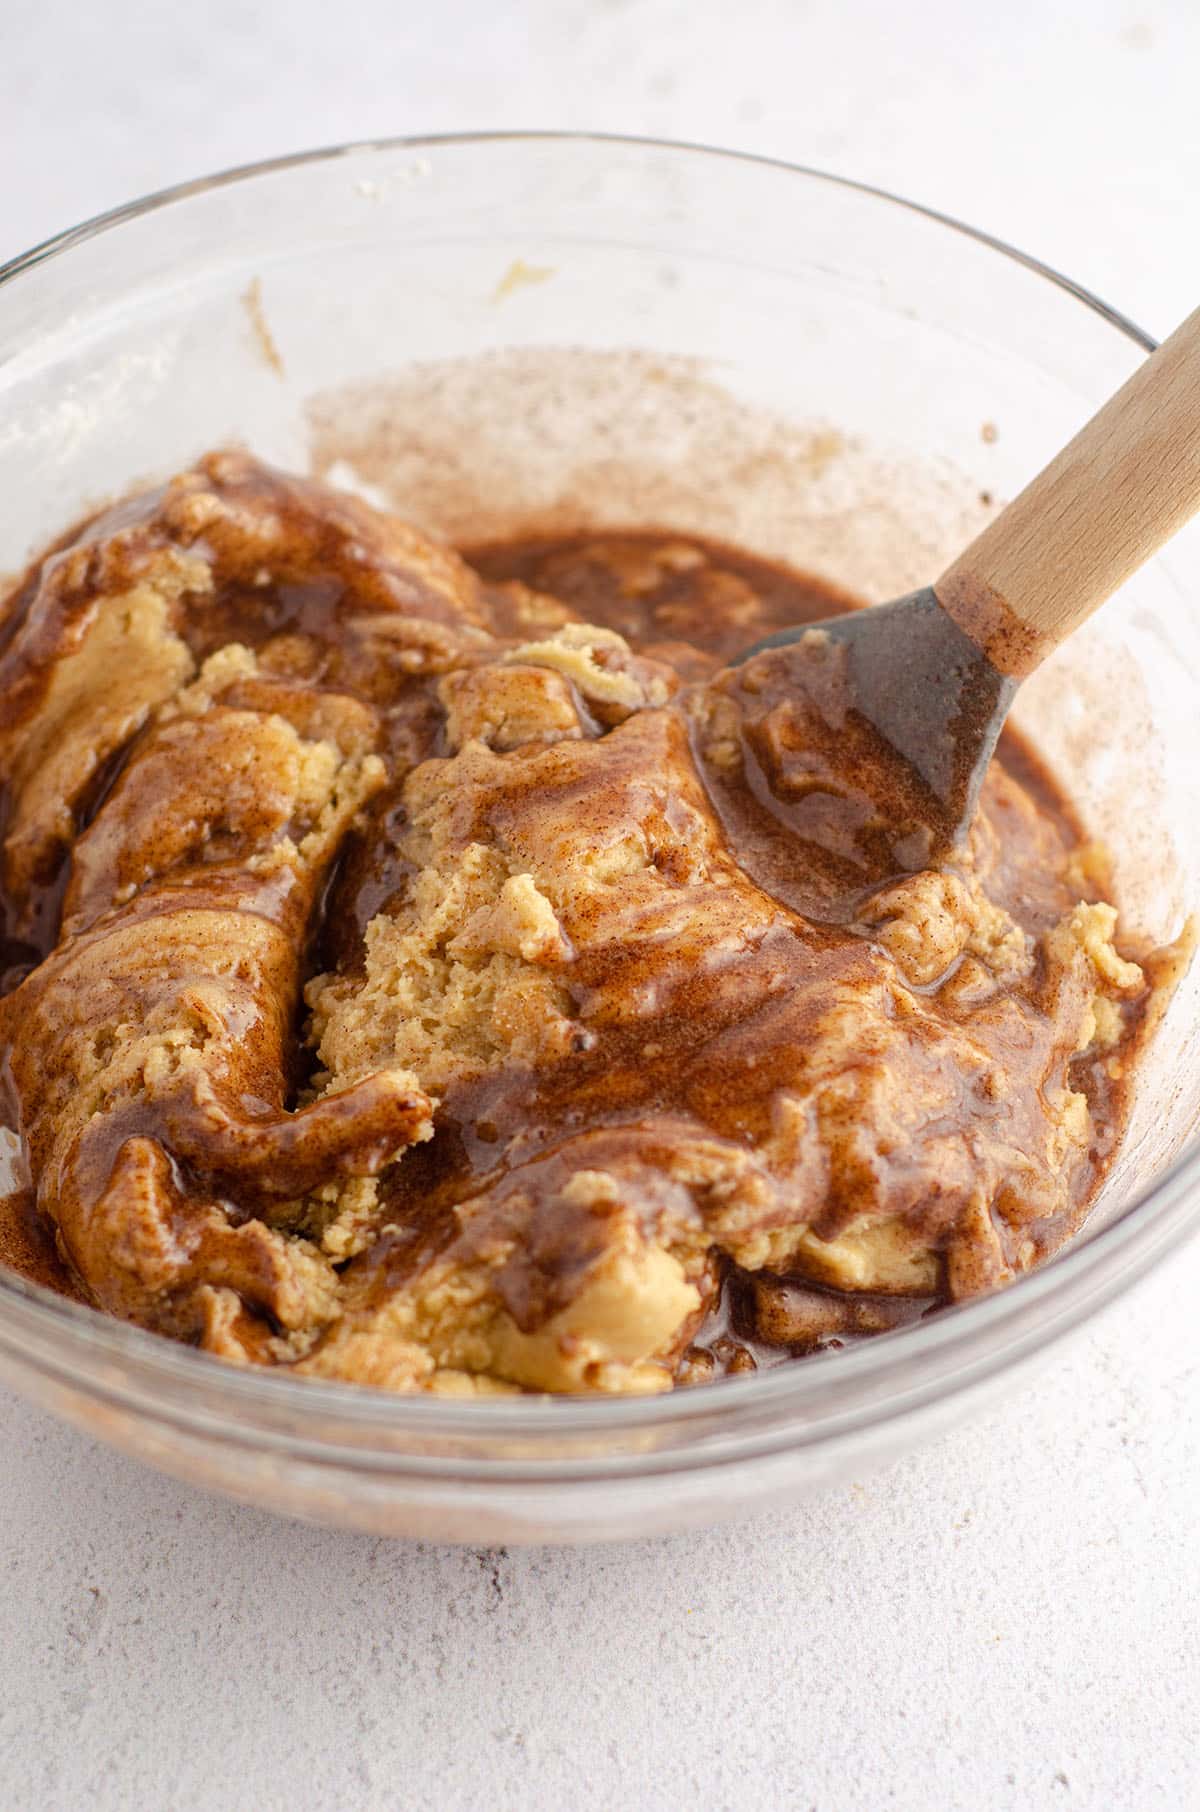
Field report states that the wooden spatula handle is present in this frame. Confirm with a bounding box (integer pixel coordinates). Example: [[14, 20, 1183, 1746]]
[[934, 303, 1200, 676]]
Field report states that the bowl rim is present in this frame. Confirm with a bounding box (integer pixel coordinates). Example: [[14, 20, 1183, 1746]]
[[0, 128, 1193, 1456], [0, 128, 1158, 358]]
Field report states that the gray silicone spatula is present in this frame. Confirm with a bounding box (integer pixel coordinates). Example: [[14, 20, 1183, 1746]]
[[741, 303, 1200, 865]]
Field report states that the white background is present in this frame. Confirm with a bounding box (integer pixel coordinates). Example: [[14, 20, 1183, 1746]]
[[1, 4, 1198, 1808]]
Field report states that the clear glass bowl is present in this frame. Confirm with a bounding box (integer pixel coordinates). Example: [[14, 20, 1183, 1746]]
[[1, 134, 1197, 1543]]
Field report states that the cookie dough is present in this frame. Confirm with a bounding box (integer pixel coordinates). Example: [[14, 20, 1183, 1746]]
[[0, 456, 1185, 1393]]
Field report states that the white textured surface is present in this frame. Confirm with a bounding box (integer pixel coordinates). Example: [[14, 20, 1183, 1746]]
[[1, 4, 1199, 1808]]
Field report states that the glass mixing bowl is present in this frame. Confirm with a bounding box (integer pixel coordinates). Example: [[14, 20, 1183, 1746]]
[[1, 134, 1197, 1543]]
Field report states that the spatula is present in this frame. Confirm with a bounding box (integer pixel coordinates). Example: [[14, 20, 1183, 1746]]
[[741, 303, 1200, 869]]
